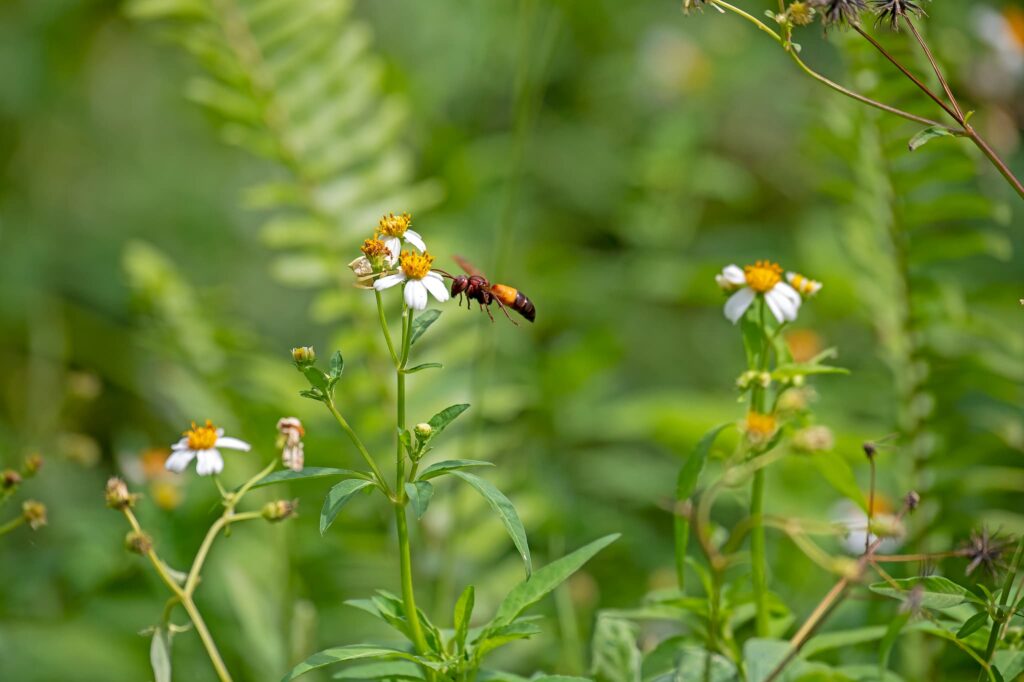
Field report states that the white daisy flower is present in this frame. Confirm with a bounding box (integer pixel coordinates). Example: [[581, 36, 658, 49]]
[[276, 417, 305, 472], [716, 260, 802, 325], [349, 238, 398, 289], [166, 420, 251, 476], [376, 212, 426, 258], [786, 272, 823, 297], [374, 250, 450, 311]]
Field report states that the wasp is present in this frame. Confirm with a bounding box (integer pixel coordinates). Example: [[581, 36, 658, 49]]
[[440, 255, 536, 324]]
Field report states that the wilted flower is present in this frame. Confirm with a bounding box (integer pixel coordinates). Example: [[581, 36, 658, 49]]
[[786, 272, 823, 297], [2, 470, 21, 490], [105, 477, 139, 510], [792, 425, 835, 453], [22, 500, 47, 530], [870, 0, 926, 30], [125, 529, 153, 555], [745, 411, 778, 443], [166, 420, 251, 477], [374, 251, 450, 311], [349, 238, 397, 288], [262, 499, 298, 522], [376, 212, 426, 258], [276, 417, 305, 472], [716, 261, 803, 325], [812, 0, 867, 27]]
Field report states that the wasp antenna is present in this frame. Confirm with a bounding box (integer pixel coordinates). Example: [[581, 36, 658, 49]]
[[433, 268, 456, 280]]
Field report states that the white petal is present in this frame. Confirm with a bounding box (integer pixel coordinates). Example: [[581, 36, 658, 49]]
[[774, 281, 802, 307], [764, 289, 788, 324], [195, 449, 224, 476], [769, 287, 800, 321], [385, 237, 401, 258], [724, 288, 755, 324], [374, 273, 406, 291], [404, 230, 426, 252], [165, 449, 196, 473], [215, 436, 251, 451], [421, 273, 450, 302], [171, 438, 189, 451], [722, 264, 746, 285], [404, 280, 428, 310], [215, 428, 224, 436]]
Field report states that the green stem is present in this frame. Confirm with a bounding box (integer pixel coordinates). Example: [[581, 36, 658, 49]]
[[376, 290, 400, 367], [751, 468, 769, 637], [0, 515, 25, 536], [979, 536, 1024, 679], [325, 400, 391, 496]]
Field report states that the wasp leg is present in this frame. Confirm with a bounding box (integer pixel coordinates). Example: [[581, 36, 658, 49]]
[[482, 303, 495, 323], [494, 298, 519, 327]]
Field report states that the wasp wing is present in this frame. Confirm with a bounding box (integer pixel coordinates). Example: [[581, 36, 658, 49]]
[[452, 254, 485, 278]]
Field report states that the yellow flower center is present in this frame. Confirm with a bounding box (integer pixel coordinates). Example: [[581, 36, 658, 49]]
[[745, 412, 777, 439], [185, 420, 218, 450], [400, 250, 434, 280], [744, 260, 782, 293], [361, 238, 391, 259], [377, 212, 412, 238]]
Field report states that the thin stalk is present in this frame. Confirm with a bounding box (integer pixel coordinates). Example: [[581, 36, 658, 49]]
[[979, 536, 1024, 679], [902, 18, 962, 120], [751, 468, 769, 637], [0, 515, 25, 536], [184, 511, 262, 597], [376, 291, 399, 367], [325, 400, 390, 496], [866, 454, 876, 554]]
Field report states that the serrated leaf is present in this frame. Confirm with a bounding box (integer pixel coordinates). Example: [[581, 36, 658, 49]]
[[418, 459, 494, 481], [409, 309, 441, 345], [404, 481, 433, 520], [150, 627, 172, 682], [281, 646, 436, 681], [320, 479, 375, 534], [869, 576, 974, 610], [453, 585, 475, 655], [486, 534, 619, 632], [450, 471, 531, 576], [250, 467, 371, 490], [908, 125, 956, 152]]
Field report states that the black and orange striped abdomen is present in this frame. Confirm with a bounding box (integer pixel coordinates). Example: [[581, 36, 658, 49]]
[[491, 284, 536, 322]]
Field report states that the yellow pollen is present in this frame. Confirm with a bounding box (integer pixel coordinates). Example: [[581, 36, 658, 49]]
[[745, 412, 777, 438], [789, 273, 820, 296], [185, 420, 218, 450], [744, 260, 782, 293], [399, 250, 434, 280], [361, 238, 391, 259], [377, 212, 412, 238]]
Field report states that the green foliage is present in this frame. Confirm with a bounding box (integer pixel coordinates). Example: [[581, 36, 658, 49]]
[[450, 470, 533, 577]]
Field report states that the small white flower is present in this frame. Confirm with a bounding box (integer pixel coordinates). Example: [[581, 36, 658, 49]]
[[166, 420, 251, 476], [716, 261, 802, 325], [376, 212, 426, 258], [831, 499, 904, 556], [786, 272, 823, 297], [374, 250, 450, 311], [276, 417, 305, 472], [350, 238, 398, 289]]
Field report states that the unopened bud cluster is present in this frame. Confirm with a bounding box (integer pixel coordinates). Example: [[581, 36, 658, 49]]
[[262, 499, 298, 523], [737, 370, 772, 391], [105, 477, 139, 510], [22, 500, 47, 530], [291, 346, 316, 366]]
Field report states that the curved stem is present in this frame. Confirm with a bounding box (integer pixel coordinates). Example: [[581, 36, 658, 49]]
[[184, 511, 262, 597], [903, 18, 962, 120], [180, 595, 233, 682], [0, 515, 25, 536], [325, 400, 391, 495]]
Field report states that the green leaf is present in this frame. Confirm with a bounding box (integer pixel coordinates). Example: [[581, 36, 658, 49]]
[[333, 661, 425, 680], [802, 626, 887, 658], [404, 362, 443, 374], [908, 125, 956, 152], [299, 389, 323, 402], [955, 611, 988, 639], [675, 424, 730, 591], [404, 481, 433, 520], [302, 365, 329, 391], [532, 677, 592, 682], [320, 479, 375, 535], [453, 585, 475, 655], [879, 612, 910, 676], [409, 309, 441, 345], [674, 646, 739, 682], [474, 619, 543, 657], [744, 638, 790, 682], [418, 459, 494, 481], [281, 646, 434, 681], [993, 651, 1024, 681], [329, 350, 344, 379], [450, 471, 531, 577], [810, 452, 868, 511], [869, 576, 974, 610], [249, 467, 371, 490], [486, 534, 619, 632], [589, 616, 641, 682], [771, 363, 849, 381], [150, 627, 171, 682], [427, 403, 470, 437]]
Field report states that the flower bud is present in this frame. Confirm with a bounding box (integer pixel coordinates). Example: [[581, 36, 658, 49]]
[[262, 499, 298, 523], [2, 469, 22, 490], [22, 454, 43, 477], [125, 529, 153, 555], [414, 423, 433, 440], [904, 491, 920, 512], [22, 500, 47, 530], [792, 425, 835, 453], [105, 477, 138, 510], [291, 346, 316, 366]]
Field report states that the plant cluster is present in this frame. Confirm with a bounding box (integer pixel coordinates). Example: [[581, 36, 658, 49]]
[[0, 454, 46, 539]]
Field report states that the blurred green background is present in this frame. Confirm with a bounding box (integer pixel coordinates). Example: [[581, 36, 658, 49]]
[[1, 0, 1022, 679]]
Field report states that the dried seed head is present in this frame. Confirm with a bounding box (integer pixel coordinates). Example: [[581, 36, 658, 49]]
[[862, 441, 877, 458], [963, 528, 1006, 578], [105, 477, 138, 510], [262, 499, 298, 523], [125, 530, 153, 555], [22, 500, 47, 530], [2, 469, 22, 490], [682, 0, 711, 14], [904, 490, 920, 512], [788, 2, 816, 26], [812, 0, 868, 28], [870, 0, 926, 30]]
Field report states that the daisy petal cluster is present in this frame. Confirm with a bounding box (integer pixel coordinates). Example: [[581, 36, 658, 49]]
[[167, 420, 251, 476], [375, 250, 450, 311], [376, 212, 425, 259], [716, 260, 819, 325]]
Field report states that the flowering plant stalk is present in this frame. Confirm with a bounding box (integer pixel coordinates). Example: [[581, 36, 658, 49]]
[[0, 454, 46, 538], [271, 213, 617, 681], [106, 425, 298, 682], [682, 0, 1024, 200]]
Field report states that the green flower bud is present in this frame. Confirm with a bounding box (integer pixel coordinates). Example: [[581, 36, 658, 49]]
[[291, 346, 316, 366], [414, 423, 433, 440], [262, 499, 298, 522]]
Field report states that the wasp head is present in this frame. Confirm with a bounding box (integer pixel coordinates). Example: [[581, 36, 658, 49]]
[[450, 275, 470, 297]]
